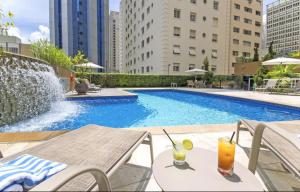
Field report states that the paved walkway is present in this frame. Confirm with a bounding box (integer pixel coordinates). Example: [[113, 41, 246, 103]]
[[177, 88, 300, 108], [65, 88, 137, 98]]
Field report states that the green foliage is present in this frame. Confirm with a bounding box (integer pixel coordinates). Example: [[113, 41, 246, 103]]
[[203, 57, 209, 71], [266, 65, 298, 79], [31, 39, 73, 69], [203, 71, 214, 84], [76, 73, 192, 88], [236, 56, 254, 63], [72, 51, 88, 65], [253, 65, 269, 86], [289, 51, 300, 58], [253, 46, 259, 62], [0, 7, 14, 34], [263, 41, 276, 61]]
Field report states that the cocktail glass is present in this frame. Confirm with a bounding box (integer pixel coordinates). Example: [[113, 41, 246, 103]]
[[218, 137, 236, 176], [173, 142, 186, 166]]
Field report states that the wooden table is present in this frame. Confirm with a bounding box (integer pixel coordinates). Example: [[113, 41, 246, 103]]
[[152, 148, 263, 191]]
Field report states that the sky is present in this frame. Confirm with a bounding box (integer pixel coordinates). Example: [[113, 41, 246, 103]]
[[1, 0, 273, 44]]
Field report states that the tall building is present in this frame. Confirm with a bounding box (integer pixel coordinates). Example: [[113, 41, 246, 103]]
[[49, 0, 109, 68], [266, 0, 300, 55], [109, 11, 120, 72], [120, 0, 262, 75]]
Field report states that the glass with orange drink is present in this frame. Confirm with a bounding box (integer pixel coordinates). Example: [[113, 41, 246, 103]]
[[218, 137, 236, 176]]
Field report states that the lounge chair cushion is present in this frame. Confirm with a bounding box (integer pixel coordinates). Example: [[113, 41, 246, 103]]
[[0, 155, 66, 191]]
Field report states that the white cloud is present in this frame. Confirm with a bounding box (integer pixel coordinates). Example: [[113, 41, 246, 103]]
[[7, 25, 49, 44], [7, 27, 28, 43], [29, 25, 50, 43]]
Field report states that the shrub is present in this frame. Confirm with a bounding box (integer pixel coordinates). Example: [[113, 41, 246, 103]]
[[31, 40, 73, 69], [76, 73, 193, 88]]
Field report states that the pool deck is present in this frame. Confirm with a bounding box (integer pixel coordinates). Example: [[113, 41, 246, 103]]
[[65, 88, 137, 99], [1, 88, 300, 191]]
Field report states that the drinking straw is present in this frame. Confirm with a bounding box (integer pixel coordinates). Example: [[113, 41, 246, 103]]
[[230, 132, 236, 143], [162, 129, 176, 149]]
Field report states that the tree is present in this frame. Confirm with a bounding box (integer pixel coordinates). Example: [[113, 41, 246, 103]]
[[263, 41, 276, 61], [253, 65, 269, 86], [203, 56, 209, 71], [0, 7, 14, 35], [253, 46, 259, 62], [266, 65, 298, 79], [72, 51, 88, 65], [31, 39, 73, 69]]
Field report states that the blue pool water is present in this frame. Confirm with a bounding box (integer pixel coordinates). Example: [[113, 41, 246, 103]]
[[3, 90, 300, 132]]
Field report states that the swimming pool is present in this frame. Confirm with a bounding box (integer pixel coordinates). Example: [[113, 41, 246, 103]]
[[3, 90, 300, 132]]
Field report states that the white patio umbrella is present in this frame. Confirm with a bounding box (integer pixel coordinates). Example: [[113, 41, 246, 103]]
[[262, 57, 300, 66], [74, 62, 104, 69], [74, 62, 104, 82], [185, 68, 208, 81]]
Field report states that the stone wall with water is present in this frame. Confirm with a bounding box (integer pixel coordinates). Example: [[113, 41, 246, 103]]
[[0, 53, 64, 127]]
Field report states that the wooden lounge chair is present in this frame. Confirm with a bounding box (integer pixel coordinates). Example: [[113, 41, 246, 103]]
[[0, 125, 154, 191], [236, 119, 300, 178], [255, 79, 278, 92]]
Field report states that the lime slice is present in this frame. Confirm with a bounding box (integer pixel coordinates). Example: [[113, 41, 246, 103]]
[[182, 139, 193, 151]]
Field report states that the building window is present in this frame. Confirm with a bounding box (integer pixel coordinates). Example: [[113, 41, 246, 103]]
[[174, 27, 181, 37], [255, 32, 260, 37], [213, 17, 218, 26], [234, 15, 240, 21], [243, 41, 251, 47], [190, 30, 196, 39], [232, 51, 239, 56], [173, 45, 181, 54], [212, 50, 218, 59], [190, 12, 197, 22], [256, 10, 261, 16], [189, 64, 196, 70], [174, 9, 181, 18], [212, 34, 218, 42], [244, 18, 252, 24], [243, 52, 250, 57], [244, 7, 252, 13], [189, 47, 196, 56], [213, 1, 219, 10], [234, 3, 240, 9], [191, 0, 196, 4], [233, 27, 240, 33], [243, 29, 252, 35], [233, 39, 239, 45], [173, 63, 180, 72]]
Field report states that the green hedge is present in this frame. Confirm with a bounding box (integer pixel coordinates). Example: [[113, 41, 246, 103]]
[[76, 73, 243, 88], [76, 73, 192, 88]]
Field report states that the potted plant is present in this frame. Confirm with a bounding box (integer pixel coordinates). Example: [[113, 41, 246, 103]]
[[75, 78, 89, 95]]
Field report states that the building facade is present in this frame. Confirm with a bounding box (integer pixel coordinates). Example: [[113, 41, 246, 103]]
[[0, 34, 33, 57], [120, 0, 262, 75], [109, 11, 120, 72], [266, 0, 300, 55], [49, 0, 109, 68]]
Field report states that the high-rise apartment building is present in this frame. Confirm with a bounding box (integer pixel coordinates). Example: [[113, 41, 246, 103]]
[[266, 0, 300, 54], [120, 0, 262, 75], [49, 0, 109, 68], [109, 11, 120, 72]]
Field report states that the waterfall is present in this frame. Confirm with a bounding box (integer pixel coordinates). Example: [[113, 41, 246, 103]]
[[0, 56, 64, 127]]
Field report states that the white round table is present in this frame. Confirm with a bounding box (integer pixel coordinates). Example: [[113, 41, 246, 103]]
[[152, 148, 263, 191]]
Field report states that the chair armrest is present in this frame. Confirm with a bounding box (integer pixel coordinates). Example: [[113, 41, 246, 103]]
[[30, 166, 111, 192]]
